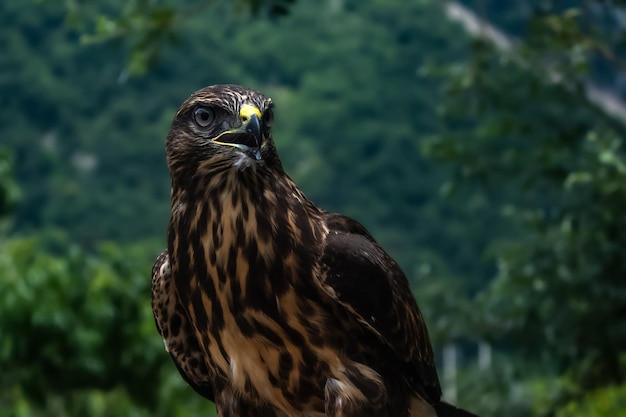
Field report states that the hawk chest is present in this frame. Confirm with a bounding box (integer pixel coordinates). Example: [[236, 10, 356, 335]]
[[171, 197, 341, 413], [190, 245, 340, 413]]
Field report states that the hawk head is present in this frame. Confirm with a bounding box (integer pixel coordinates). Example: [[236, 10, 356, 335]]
[[166, 84, 278, 178]]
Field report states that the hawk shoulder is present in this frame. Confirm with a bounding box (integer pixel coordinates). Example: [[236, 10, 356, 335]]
[[318, 212, 442, 403]]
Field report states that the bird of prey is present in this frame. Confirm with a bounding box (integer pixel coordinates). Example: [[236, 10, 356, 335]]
[[152, 84, 478, 417]]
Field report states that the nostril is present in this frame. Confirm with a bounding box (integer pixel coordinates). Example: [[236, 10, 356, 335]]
[[241, 115, 249, 122]]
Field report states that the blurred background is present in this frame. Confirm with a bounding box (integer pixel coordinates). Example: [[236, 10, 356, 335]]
[[1, 0, 625, 416]]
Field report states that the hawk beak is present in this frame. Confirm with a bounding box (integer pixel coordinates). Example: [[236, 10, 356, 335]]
[[214, 105, 263, 160], [241, 113, 262, 146]]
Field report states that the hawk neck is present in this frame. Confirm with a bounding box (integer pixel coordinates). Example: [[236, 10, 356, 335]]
[[168, 163, 328, 314]]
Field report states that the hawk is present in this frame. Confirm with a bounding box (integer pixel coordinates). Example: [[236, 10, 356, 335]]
[[152, 84, 478, 417]]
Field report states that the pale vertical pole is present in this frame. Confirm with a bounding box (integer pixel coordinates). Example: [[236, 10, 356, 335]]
[[478, 341, 492, 370], [443, 343, 457, 403]]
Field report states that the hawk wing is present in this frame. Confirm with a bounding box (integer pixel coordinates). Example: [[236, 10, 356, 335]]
[[151, 249, 215, 401], [319, 212, 442, 403]]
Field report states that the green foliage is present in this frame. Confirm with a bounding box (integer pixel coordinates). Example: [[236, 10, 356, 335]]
[[72, 0, 297, 75], [0, 236, 217, 417], [0, 238, 150, 399], [556, 382, 626, 417], [481, 130, 626, 384], [426, 2, 626, 414]]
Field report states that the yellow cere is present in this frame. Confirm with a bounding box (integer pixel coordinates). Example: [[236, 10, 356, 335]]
[[239, 104, 262, 122]]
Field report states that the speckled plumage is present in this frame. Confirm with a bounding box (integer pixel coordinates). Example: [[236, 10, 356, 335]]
[[151, 85, 477, 417]]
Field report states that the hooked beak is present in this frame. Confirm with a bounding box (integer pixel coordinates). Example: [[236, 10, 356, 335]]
[[213, 105, 263, 160]]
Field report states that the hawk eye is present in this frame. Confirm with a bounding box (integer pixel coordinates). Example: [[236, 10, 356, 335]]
[[263, 108, 274, 127], [193, 107, 215, 128]]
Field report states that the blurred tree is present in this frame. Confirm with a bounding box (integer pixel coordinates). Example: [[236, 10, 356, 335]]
[[0, 236, 218, 417], [556, 383, 626, 417], [0, 150, 20, 222], [68, 0, 297, 75], [426, 1, 626, 414]]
